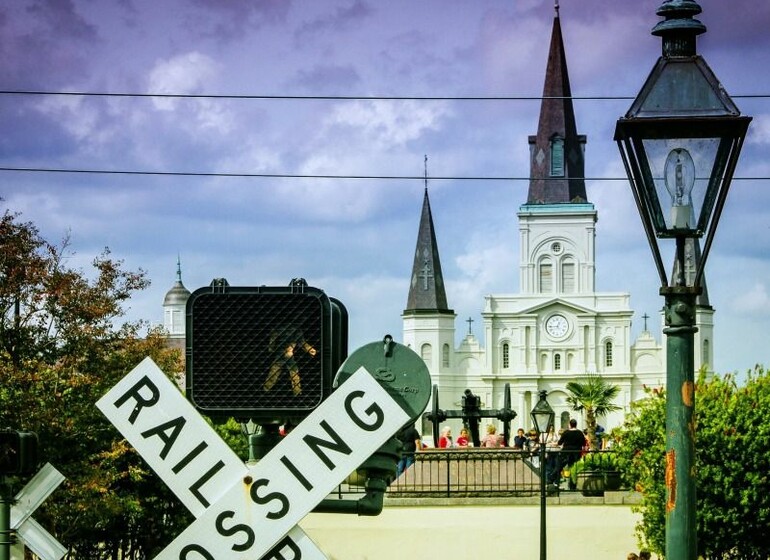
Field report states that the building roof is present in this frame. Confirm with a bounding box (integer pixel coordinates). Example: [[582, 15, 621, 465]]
[[163, 258, 191, 307], [527, 7, 587, 204], [404, 187, 452, 315]]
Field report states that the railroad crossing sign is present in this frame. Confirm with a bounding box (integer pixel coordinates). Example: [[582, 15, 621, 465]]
[[97, 357, 328, 560], [9, 463, 67, 560], [98, 357, 409, 560]]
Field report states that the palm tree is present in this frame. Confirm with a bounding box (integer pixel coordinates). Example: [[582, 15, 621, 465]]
[[565, 374, 622, 451]]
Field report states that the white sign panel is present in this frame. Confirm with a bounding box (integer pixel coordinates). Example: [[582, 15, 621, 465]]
[[156, 366, 409, 560], [98, 357, 329, 560], [97, 357, 246, 517], [10, 463, 67, 560]]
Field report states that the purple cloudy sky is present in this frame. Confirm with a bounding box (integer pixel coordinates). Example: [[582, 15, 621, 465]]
[[2, 0, 769, 376]]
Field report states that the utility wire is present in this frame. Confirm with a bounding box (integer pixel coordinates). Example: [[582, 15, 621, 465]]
[[1, 90, 769, 100], [0, 167, 766, 181]]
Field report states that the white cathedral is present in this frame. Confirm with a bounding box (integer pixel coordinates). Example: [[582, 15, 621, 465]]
[[162, 8, 716, 437], [400, 8, 714, 437]]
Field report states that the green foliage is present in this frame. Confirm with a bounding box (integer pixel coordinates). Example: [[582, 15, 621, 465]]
[[0, 209, 191, 558], [614, 369, 770, 559], [568, 451, 620, 485], [211, 417, 250, 461], [566, 374, 622, 450], [612, 385, 667, 555]]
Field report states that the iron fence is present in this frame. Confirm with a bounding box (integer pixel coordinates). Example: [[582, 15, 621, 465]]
[[384, 449, 624, 498]]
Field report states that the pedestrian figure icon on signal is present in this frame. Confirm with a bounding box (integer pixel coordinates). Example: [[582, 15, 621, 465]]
[[263, 327, 317, 396]]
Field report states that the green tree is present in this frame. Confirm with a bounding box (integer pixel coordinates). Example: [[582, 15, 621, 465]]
[[0, 209, 191, 558], [614, 368, 770, 559], [565, 374, 621, 450]]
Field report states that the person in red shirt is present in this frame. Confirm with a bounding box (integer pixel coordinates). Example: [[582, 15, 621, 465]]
[[456, 428, 470, 447], [438, 426, 454, 448]]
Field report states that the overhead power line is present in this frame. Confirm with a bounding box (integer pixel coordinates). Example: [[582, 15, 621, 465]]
[[0, 166, 766, 182], [1, 90, 769, 101]]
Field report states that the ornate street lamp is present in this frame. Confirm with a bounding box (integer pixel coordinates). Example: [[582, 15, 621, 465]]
[[614, 2, 751, 559], [530, 390, 555, 560]]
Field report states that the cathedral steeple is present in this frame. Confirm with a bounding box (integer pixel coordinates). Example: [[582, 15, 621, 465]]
[[404, 157, 452, 315], [527, 5, 587, 204]]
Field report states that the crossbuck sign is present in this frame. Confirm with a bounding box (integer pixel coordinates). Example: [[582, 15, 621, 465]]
[[10, 463, 67, 560], [98, 357, 409, 560]]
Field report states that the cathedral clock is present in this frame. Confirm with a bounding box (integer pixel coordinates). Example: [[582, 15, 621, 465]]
[[546, 314, 569, 339]]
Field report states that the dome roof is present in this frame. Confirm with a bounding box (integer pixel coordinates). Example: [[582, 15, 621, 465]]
[[164, 280, 191, 306], [163, 257, 191, 307]]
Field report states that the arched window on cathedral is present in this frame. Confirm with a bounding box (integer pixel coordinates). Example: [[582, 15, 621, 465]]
[[421, 343, 432, 366], [539, 259, 553, 293], [605, 340, 613, 368], [442, 343, 450, 368], [702, 339, 710, 367], [554, 353, 562, 371], [502, 343, 509, 369], [561, 258, 575, 293], [550, 136, 565, 177]]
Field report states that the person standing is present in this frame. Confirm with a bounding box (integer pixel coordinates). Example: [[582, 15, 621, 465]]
[[557, 418, 587, 488], [396, 423, 422, 476]]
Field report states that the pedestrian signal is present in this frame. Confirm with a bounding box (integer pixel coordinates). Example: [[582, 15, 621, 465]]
[[0, 429, 39, 475], [186, 280, 347, 422]]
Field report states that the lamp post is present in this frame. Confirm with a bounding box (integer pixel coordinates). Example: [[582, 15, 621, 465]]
[[531, 390, 555, 560], [614, 2, 751, 559]]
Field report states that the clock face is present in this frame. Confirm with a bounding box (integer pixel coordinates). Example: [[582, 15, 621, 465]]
[[546, 314, 569, 338]]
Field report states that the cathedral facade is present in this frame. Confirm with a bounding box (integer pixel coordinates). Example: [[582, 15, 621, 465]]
[[162, 8, 716, 439], [402, 9, 713, 438]]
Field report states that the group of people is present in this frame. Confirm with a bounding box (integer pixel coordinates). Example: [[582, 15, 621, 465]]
[[437, 423, 506, 448], [434, 419, 589, 489], [628, 551, 652, 560], [395, 419, 590, 487]]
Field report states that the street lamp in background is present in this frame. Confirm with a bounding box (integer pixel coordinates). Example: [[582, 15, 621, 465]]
[[614, 1, 751, 559], [530, 390, 555, 560]]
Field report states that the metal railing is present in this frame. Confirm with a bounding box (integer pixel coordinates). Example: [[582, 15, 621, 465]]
[[385, 449, 623, 498]]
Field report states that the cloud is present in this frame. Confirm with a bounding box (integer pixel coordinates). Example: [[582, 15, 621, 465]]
[[146, 52, 235, 134], [188, 0, 292, 40], [732, 282, 770, 315], [324, 99, 452, 148], [0, 0, 96, 87], [290, 64, 361, 93], [147, 52, 217, 106], [746, 113, 770, 145], [295, 0, 374, 40]]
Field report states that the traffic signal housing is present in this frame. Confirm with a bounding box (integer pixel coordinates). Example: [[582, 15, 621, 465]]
[[0, 429, 39, 475], [186, 280, 347, 423]]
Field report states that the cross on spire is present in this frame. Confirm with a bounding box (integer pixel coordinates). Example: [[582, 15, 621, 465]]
[[466, 316, 474, 335], [419, 260, 433, 290], [642, 312, 650, 331]]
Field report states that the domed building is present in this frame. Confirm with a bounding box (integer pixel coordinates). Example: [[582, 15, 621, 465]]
[[162, 257, 191, 352]]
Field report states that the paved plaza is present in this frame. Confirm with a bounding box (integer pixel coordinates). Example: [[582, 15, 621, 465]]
[[301, 503, 644, 560]]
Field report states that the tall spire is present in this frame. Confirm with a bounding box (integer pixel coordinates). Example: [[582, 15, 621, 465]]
[[527, 6, 587, 204], [404, 156, 452, 314]]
